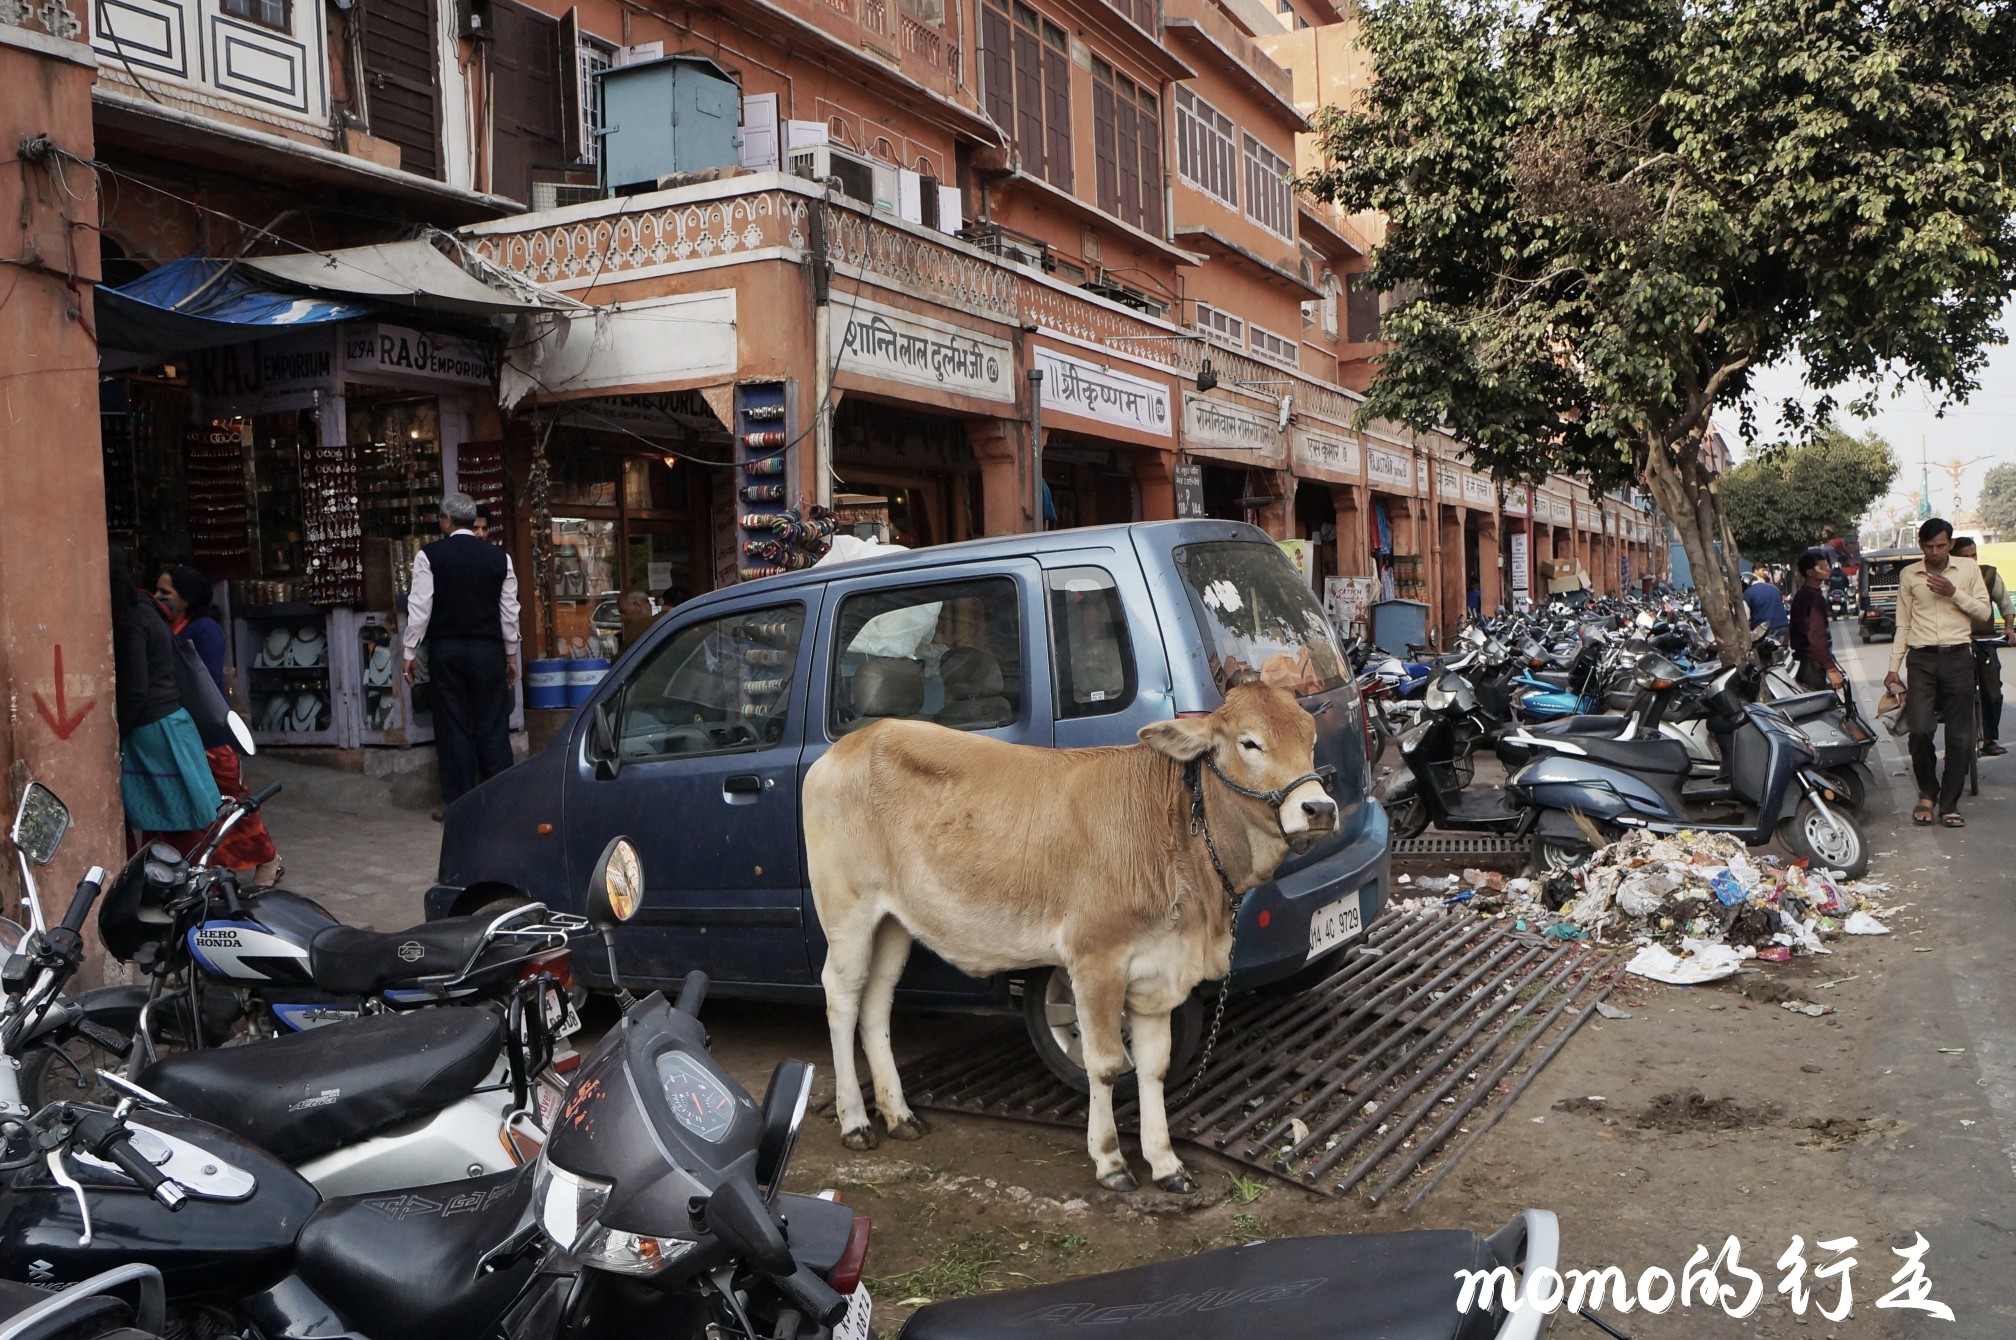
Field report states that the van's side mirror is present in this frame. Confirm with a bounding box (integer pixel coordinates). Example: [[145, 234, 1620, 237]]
[[588, 691, 624, 782], [10, 783, 70, 866]]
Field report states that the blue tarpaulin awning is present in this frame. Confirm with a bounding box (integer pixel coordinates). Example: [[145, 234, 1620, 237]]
[[94, 255, 374, 354]]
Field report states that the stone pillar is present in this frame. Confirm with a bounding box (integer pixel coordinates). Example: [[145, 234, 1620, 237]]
[[1, 23, 124, 971], [1438, 504, 1465, 638], [1476, 514, 1502, 613], [967, 420, 1026, 536], [1136, 450, 1177, 523]]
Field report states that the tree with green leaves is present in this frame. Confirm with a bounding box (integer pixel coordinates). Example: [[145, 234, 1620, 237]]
[[1721, 430, 1898, 565], [1302, 0, 2016, 659], [1980, 462, 2016, 539]]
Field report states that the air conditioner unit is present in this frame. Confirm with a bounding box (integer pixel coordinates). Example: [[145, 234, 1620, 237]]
[[530, 182, 605, 212], [787, 144, 898, 213]]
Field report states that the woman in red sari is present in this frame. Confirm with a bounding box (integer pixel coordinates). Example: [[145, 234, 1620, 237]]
[[156, 566, 283, 882]]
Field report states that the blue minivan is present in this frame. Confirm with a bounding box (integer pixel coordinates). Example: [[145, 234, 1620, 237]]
[[429, 520, 1389, 1083]]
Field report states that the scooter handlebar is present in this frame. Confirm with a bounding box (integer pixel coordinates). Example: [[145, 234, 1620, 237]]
[[674, 970, 708, 1017], [773, 1261, 850, 1329], [245, 783, 282, 811], [75, 1113, 186, 1211]]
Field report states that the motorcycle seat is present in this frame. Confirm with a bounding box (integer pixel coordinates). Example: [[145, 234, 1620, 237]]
[[139, 1008, 503, 1165], [1526, 671, 1572, 688], [308, 914, 507, 994], [294, 1166, 536, 1340], [1568, 734, 1693, 776], [899, 1230, 1503, 1340]]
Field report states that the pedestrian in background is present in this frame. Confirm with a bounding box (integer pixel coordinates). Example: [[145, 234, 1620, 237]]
[[1951, 535, 2015, 758], [617, 590, 656, 652], [404, 492, 521, 816], [1885, 517, 1992, 827], [111, 552, 222, 847], [1788, 552, 1844, 692], [154, 565, 281, 882], [1742, 570, 1789, 634]]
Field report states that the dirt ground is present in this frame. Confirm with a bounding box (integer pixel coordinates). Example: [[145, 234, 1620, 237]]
[[690, 894, 1944, 1340]]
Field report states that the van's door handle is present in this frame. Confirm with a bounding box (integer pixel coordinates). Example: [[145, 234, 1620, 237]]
[[723, 774, 763, 796]]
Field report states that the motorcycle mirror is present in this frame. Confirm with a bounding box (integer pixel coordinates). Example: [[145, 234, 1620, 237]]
[[11, 783, 71, 867], [755, 1060, 816, 1203], [694, 1157, 794, 1276], [586, 836, 643, 1001]]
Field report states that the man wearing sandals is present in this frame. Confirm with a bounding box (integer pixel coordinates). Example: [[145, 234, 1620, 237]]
[[1885, 517, 1993, 828]]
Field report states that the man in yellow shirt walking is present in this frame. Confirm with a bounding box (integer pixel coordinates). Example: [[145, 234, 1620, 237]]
[[1884, 517, 1994, 827]]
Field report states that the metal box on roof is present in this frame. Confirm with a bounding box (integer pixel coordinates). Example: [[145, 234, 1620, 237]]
[[599, 55, 741, 194]]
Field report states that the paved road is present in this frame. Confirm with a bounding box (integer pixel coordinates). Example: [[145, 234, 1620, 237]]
[[240, 755, 442, 932], [1831, 630, 2016, 1338]]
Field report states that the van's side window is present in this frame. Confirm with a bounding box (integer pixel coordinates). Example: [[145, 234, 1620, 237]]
[[830, 578, 1022, 735], [1047, 566, 1135, 718], [617, 605, 805, 759]]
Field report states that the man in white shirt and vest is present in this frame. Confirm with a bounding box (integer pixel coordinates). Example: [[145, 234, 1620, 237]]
[[403, 492, 522, 811], [1884, 516, 1993, 828]]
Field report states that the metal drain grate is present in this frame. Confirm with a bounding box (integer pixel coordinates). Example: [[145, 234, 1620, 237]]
[[1392, 833, 1532, 860], [900, 912, 1612, 1208]]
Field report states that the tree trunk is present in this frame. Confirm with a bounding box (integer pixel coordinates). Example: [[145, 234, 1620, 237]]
[[1640, 427, 1752, 666]]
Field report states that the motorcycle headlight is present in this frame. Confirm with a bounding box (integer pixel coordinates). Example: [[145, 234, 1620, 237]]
[[534, 1156, 693, 1277], [1424, 682, 1452, 711]]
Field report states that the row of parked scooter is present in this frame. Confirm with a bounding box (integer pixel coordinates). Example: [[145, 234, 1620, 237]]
[[1348, 594, 1878, 877], [0, 781, 1570, 1340]]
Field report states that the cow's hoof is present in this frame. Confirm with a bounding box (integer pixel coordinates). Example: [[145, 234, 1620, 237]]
[[887, 1115, 929, 1141], [1154, 1170, 1198, 1194], [1098, 1169, 1138, 1193], [841, 1125, 880, 1151]]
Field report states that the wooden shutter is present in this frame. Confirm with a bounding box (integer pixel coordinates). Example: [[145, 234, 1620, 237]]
[[981, 5, 1014, 137], [1136, 99, 1163, 237], [1041, 43, 1072, 191], [360, 0, 442, 181], [1013, 26, 1044, 175], [1093, 80, 1118, 215], [558, 7, 583, 162], [490, 0, 566, 204], [1116, 92, 1140, 226]]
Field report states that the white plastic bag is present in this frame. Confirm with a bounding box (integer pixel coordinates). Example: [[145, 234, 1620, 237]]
[[1624, 937, 1746, 985]]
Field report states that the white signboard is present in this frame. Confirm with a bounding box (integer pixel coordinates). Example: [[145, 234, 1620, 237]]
[[1366, 446, 1414, 491], [344, 323, 495, 386], [1504, 485, 1529, 517], [1292, 425, 1359, 482], [198, 329, 337, 400], [1509, 531, 1531, 601], [1435, 461, 1460, 497], [834, 299, 1012, 403], [1463, 472, 1496, 507], [1326, 576, 1376, 627], [1182, 393, 1282, 458], [1036, 347, 1171, 436]]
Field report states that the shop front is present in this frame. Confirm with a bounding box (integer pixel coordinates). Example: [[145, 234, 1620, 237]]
[[830, 297, 1018, 548], [1034, 346, 1176, 530], [151, 322, 518, 752], [1364, 440, 1425, 603], [1180, 390, 1292, 541], [1290, 420, 1362, 591]]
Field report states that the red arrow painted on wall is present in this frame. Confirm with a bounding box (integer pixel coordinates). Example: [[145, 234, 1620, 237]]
[[32, 646, 96, 741]]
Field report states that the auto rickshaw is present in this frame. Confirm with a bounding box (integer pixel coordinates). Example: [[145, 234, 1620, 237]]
[[1857, 548, 1919, 643]]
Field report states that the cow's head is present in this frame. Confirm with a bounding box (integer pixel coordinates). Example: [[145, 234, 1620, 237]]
[[1139, 684, 1339, 857]]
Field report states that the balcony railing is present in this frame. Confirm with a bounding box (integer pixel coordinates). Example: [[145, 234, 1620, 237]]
[[861, 0, 889, 37], [899, 14, 942, 63], [465, 176, 1358, 429]]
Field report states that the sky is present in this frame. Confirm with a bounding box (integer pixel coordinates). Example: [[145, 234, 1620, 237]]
[[1719, 297, 2016, 535]]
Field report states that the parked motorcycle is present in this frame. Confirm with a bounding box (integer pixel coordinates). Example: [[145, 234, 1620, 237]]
[[4, 784, 575, 1198], [0, 1264, 165, 1340]]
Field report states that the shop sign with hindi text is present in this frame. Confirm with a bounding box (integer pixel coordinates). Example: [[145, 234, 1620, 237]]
[[834, 298, 1013, 404], [1182, 393, 1284, 460], [1366, 445, 1415, 491], [1036, 348, 1172, 436]]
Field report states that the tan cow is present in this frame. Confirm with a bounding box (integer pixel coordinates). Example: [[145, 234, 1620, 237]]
[[803, 683, 1337, 1191]]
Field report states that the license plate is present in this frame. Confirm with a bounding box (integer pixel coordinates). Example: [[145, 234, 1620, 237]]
[[543, 990, 581, 1037], [1307, 892, 1364, 961], [831, 1286, 872, 1340]]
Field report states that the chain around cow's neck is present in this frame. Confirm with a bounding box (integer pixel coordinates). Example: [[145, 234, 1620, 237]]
[[1183, 753, 1247, 913]]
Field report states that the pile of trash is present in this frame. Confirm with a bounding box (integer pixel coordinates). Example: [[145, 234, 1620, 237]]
[[1393, 830, 1899, 985]]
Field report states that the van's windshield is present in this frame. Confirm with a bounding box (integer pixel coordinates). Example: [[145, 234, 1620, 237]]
[[1173, 542, 1347, 697]]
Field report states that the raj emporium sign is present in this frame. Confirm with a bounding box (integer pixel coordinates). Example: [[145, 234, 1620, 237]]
[[344, 323, 495, 386], [1036, 348, 1172, 436], [834, 299, 1012, 404]]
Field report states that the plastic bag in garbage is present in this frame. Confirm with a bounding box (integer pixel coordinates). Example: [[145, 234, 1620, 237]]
[[1616, 868, 1682, 916], [1624, 938, 1746, 985], [1843, 911, 1891, 935]]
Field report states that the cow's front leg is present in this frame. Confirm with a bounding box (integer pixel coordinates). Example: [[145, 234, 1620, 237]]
[[820, 915, 878, 1151], [1127, 1007, 1194, 1193], [1072, 966, 1136, 1192]]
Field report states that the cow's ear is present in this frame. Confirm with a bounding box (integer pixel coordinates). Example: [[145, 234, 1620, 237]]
[[1139, 716, 1215, 761]]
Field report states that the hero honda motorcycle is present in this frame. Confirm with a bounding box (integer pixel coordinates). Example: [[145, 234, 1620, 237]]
[[4, 784, 575, 1198]]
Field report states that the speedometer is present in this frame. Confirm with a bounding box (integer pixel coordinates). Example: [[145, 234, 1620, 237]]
[[655, 1051, 738, 1142]]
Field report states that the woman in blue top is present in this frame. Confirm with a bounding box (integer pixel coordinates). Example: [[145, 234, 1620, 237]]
[[155, 566, 281, 882], [111, 553, 221, 840]]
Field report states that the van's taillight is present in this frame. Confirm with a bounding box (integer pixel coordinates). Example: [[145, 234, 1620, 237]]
[[829, 1215, 872, 1295], [521, 949, 571, 991]]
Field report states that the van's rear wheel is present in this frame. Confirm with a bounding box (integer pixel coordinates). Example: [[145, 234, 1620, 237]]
[[1022, 967, 1205, 1097]]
